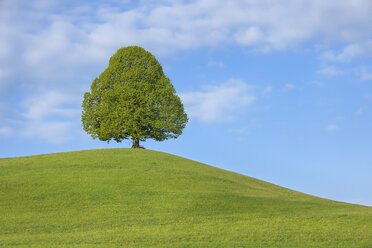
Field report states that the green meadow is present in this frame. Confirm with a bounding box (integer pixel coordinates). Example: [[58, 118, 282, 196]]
[[1, 149, 372, 247]]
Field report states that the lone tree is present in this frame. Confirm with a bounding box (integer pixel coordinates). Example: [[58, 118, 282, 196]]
[[82, 46, 188, 148]]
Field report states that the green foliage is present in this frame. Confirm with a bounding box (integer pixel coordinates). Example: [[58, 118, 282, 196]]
[[1, 149, 372, 247], [82, 46, 188, 145]]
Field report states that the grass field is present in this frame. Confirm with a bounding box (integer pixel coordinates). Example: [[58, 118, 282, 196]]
[[1, 148, 372, 247]]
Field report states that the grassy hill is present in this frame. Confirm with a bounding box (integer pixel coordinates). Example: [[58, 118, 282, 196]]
[[1, 149, 372, 247]]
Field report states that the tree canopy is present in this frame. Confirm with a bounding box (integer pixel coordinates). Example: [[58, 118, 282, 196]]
[[82, 46, 188, 148]]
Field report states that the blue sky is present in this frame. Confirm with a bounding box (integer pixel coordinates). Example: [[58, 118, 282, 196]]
[[1, 0, 372, 206]]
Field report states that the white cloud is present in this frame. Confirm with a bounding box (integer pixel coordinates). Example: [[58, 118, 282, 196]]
[[228, 119, 261, 138], [327, 124, 339, 131], [317, 66, 343, 76], [180, 79, 255, 123], [360, 67, 372, 81], [22, 121, 74, 144], [19, 91, 80, 143], [21, 91, 79, 120], [1, 0, 372, 142], [2, 0, 372, 75], [235, 26, 264, 45], [285, 83, 295, 90], [0, 68, 12, 93], [356, 108, 363, 115], [207, 60, 225, 68], [263, 85, 272, 94], [0, 0, 371, 99], [0, 126, 12, 136], [322, 39, 372, 62], [364, 92, 372, 100], [313, 81, 325, 87]]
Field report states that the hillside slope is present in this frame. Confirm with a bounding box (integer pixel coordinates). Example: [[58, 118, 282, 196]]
[[1, 149, 372, 247]]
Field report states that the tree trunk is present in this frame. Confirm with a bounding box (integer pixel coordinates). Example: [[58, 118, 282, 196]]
[[132, 138, 140, 148]]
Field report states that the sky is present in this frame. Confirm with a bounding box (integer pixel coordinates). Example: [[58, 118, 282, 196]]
[[1, 0, 372, 206]]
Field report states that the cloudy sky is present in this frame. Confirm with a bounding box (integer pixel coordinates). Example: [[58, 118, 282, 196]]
[[1, 0, 372, 206]]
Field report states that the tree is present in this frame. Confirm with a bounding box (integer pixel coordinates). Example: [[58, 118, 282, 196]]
[[82, 46, 188, 148]]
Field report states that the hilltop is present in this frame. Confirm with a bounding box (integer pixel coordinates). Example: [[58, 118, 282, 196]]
[[1, 149, 372, 247]]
